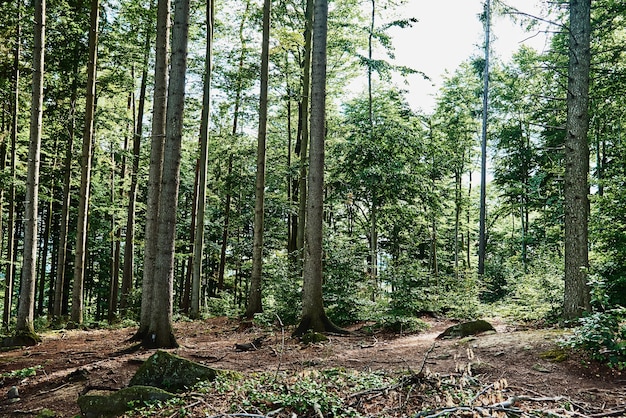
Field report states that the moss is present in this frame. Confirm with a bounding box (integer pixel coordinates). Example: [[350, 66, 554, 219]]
[[436, 320, 496, 339], [35, 409, 58, 418], [130, 350, 238, 391], [300, 331, 329, 344], [1, 330, 41, 348], [78, 385, 176, 417], [539, 348, 569, 362]]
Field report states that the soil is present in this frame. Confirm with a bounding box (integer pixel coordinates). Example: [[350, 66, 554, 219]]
[[0, 316, 624, 417]]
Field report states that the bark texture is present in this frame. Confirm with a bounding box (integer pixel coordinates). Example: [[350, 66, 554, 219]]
[[563, 0, 591, 320], [16, 0, 45, 335]]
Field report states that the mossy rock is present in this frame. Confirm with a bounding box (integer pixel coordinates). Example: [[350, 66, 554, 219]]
[[1, 331, 41, 348], [300, 331, 329, 344], [130, 350, 236, 391], [540, 348, 569, 362], [77, 385, 176, 418], [436, 320, 496, 339]]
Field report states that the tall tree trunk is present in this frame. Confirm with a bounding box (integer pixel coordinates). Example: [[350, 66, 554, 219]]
[[3, 0, 20, 330], [53, 97, 76, 319], [190, 0, 214, 319], [217, 155, 232, 290], [454, 167, 461, 279], [121, 28, 151, 314], [295, 0, 313, 265], [563, 0, 591, 320], [144, 0, 190, 349], [37, 200, 52, 315], [137, 0, 170, 339], [71, 0, 99, 325], [245, 0, 271, 319], [217, 1, 250, 291], [478, 0, 491, 276], [109, 125, 127, 323], [16, 0, 45, 339], [293, 0, 345, 337]]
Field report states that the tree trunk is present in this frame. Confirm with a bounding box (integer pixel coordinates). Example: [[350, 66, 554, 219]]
[[563, 0, 591, 320], [16, 0, 45, 338], [71, 0, 99, 325], [121, 25, 151, 314], [478, 0, 491, 276], [295, 0, 313, 266], [144, 0, 190, 349], [3, 1, 20, 330], [37, 200, 52, 315], [137, 0, 170, 339], [217, 156, 232, 290], [245, 0, 271, 319], [191, 0, 214, 319], [293, 0, 345, 337]]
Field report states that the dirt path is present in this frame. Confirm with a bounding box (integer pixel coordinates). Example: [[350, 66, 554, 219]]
[[1, 317, 624, 417]]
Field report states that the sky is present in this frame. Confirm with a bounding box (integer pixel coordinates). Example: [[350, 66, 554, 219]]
[[384, 0, 553, 112]]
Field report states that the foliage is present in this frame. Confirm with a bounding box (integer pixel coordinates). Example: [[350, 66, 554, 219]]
[[199, 368, 389, 417], [1, 365, 42, 379], [561, 307, 626, 370]]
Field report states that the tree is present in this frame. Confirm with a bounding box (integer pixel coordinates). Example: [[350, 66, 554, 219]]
[[293, 0, 345, 336], [245, 0, 271, 318], [143, 0, 190, 348], [3, 0, 21, 330], [137, 0, 170, 339], [15, 0, 46, 341], [563, 0, 591, 320], [121, 2, 153, 315], [478, 0, 491, 276], [71, 0, 100, 325], [190, 0, 214, 319]]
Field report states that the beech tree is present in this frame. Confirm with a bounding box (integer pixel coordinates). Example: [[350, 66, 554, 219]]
[[137, 0, 169, 339], [245, 0, 271, 318], [143, 0, 190, 348], [293, 0, 345, 336]]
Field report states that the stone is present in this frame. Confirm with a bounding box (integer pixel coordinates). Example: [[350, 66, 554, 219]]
[[78, 385, 176, 418], [129, 350, 232, 392], [436, 319, 496, 339], [7, 386, 19, 399]]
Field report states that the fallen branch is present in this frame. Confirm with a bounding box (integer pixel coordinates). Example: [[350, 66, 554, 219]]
[[589, 407, 626, 418]]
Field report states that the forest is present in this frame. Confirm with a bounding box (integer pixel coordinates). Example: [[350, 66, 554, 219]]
[[0, 0, 626, 416]]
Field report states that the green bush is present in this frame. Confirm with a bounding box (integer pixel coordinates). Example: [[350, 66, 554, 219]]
[[561, 307, 626, 370]]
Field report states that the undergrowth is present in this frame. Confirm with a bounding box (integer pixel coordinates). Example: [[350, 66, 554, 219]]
[[120, 363, 579, 417]]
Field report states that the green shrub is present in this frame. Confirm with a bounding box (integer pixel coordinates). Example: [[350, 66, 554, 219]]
[[561, 307, 626, 369]]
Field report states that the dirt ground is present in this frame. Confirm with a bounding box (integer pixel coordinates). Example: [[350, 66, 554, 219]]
[[0, 316, 624, 417]]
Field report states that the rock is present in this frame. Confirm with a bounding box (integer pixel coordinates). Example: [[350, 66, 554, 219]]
[[1, 331, 41, 348], [7, 386, 19, 399], [129, 350, 233, 391], [78, 385, 176, 418], [300, 331, 329, 344], [436, 320, 496, 339]]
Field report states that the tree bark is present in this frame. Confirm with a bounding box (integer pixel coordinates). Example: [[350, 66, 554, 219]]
[[3, 0, 20, 330], [295, 0, 313, 266], [245, 0, 271, 319], [144, 0, 190, 348], [191, 0, 214, 319], [293, 0, 345, 337], [16, 0, 45, 337], [478, 0, 491, 276], [121, 23, 151, 314], [137, 0, 170, 339], [563, 0, 591, 320], [71, 0, 99, 325]]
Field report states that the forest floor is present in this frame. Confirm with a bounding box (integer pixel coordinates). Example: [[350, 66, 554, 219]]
[[0, 316, 625, 417]]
